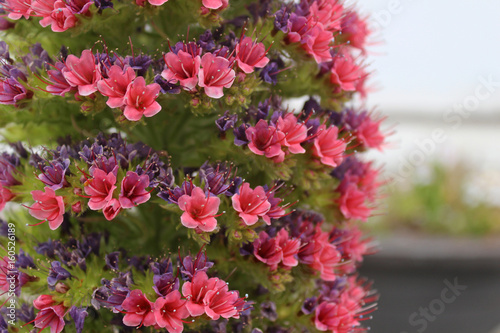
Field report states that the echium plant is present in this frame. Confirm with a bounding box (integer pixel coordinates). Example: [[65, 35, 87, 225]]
[[0, 0, 387, 332]]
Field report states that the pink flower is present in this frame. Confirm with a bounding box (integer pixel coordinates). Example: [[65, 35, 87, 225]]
[[4, 0, 34, 19], [84, 168, 117, 211], [41, 1, 78, 32], [275, 228, 300, 268], [46, 62, 74, 96], [235, 37, 270, 74], [178, 187, 220, 232], [31, 0, 56, 18], [182, 271, 223, 317], [97, 65, 136, 108], [154, 290, 189, 332], [119, 171, 151, 209], [337, 183, 371, 221], [103, 198, 121, 221], [312, 125, 346, 168], [301, 24, 333, 64], [29, 187, 65, 230], [147, 0, 169, 6], [162, 47, 201, 91], [356, 115, 385, 150], [253, 231, 282, 267], [201, 0, 227, 10], [245, 119, 286, 163], [62, 50, 101, 96], [231, 182, 271, 226], [198, 53, 235, 99], [122, 290, 156, 328], [330, 51, 364, 92], [203, 282, 240, 320], [309, 0, 344, 33], [314, 301, 358, 332], [276, 113, 308, 154], [123, 76, 162, 121], [341, 10, 370, 53], [32, 295, 67, 333], [0, 184, 13, 211], [310, 228, 341, 281], [286, 14, 311, 44]]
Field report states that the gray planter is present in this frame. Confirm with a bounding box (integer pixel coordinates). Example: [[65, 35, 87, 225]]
[[360, 234, 500, 333]]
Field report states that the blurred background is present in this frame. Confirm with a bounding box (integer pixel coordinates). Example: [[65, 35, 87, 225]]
[[349, 0, 500, 332]]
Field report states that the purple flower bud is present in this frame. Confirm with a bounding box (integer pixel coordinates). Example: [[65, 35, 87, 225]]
[[69, 306, 88, 333], [260, 301, 278, 321], [16, 250, 36, 269], [105, 252, 120, 270], [216, 111, 238, 133], [233, 123, 250, 146], [47, 261, 71, 287], [17, 304, 35, 324], [180, 252, 213, 281], [153, 273, 179, 296], [154, 74, 181, 94], [301, 297, 317, 314], [124, 55, 152, 77], [198, 30, 215, 52]]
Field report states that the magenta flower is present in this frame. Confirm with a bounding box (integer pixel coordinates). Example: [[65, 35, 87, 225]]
[[182, 271, 223, 317], [286, 14, 311, 44], [32, 295, 67, 333], [276, 113, 308, 154], [102, 198, 121, 221], [276, 228, 300, 268], [245, 119, 286, 163], [162, 48, 201, 91], [122, 289, 156, 328], [337, 183, 371, 221], [330, 51, 364, 92], [341, 10, 370, 52], [84, 168, 117, 211], [235, 36, 270, 74], [355, 115, 386, 150], [231, 182, 271, 226], [310, 230, 341, 281], [301, 24, 333, 64], [4, 0, 34, 19], [119, 171, 151, 209], [201, 0, 227, 10], [178, 187, 220, 232], [0, 257, 11, 292], [309, 0, 344, 33], [39, 1, 78, 32], [0, 184, 13, 212], [153, 290, 189, 332], [46, 62, 74, 96], [198, 53, 235, 99], [62, 50, 101, 96], [203, 282, 240, 320], [252, 231, 282, 267], [123, 76, 162, 121], [312, 125, 346, 168], [97, 65, 136, 108], [0, 77, 33, 106], [29, 187, 65, 230]]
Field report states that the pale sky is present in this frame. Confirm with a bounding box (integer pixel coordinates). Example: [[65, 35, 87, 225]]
[[352, 0, 500, 115]]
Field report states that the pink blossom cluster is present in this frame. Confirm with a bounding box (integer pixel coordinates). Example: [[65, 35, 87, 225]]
[[162, 37, 269, 99], [200, 0, 228, 14], [118, 272, 245, 332], [243, 113, 347, 167], [3, 0, 93, 32], [28, 167, 151, 228], [247, 215, 372, 282], [336, 161, 382, 222], [43, 50, 162, 121], [313, 276, 376, 333], [173, 180, 287, 233]]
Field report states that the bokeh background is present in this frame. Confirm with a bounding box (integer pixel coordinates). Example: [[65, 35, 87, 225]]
[[350, 1, 500, 332]]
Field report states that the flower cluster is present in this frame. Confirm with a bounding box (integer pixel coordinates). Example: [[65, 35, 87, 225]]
[[93, 250, 250, 332], [2, 0, 109, 32], [242, 211, 374, 280], [158, 162, 289, 233]]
